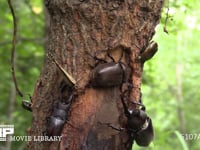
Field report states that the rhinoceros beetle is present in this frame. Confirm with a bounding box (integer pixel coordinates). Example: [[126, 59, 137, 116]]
[[91, 62, 129, 87], [46, 94, 73, 136], [90, 50, 130, 87], [134, 116, 154, 146], [120, 96, 154, 147]]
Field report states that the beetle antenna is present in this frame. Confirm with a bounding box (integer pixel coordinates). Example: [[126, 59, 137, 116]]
[[120, 94, 131, 117], [97, 122, 124, 132]]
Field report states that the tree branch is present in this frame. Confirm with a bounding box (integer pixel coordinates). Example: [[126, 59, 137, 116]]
[[163, 0, 170, 34], [8, 0, 23, 97]]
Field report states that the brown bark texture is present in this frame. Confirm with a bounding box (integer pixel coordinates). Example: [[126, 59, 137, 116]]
[[28, 0, 164, 150]]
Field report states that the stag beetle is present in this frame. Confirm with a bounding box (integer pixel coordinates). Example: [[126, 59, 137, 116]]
[[120, 97, 154, 147], [46, 94, 73, 136], [90, 50, 130, 87]]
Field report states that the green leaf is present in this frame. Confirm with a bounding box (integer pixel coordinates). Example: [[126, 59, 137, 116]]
[[174, 131, 189, 150]]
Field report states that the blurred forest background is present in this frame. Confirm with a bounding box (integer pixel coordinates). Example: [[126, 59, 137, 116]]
[[0, 0, 199, 150]]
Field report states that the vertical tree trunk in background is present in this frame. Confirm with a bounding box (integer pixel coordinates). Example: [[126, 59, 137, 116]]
[[176, 36, 186, 136], [29, 1, 164, 150], [176, 63, 186, 134], [6, 84, 16, 150]]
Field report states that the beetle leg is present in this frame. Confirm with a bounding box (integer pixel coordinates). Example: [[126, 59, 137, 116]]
[[86, 51, 107, 63], [93, 55, 107, 63], [118, 62, 126, 84], [125, 136, 135, 150], [120, 94, 131, 118], [131, 101, 146, 112], [107, 124, 124, 132], [27, 94, 32, 102], [131, 96, 146, 111], [120, 88, 129, 114], [98, 122, 124, 132]]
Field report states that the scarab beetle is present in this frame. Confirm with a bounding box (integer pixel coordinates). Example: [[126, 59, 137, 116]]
[[90, 50, 130, 87], [134, 117, 154, 146], [121, 97, 154, 147], [46, 94, 73, 136], [91, 62, 129, 87], [136, 41, 158, 63], [22, 100, 32, 112]]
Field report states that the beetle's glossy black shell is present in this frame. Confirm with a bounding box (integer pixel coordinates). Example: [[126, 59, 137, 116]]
[[128, 109, 147, 131], [46, 95, 73, 136], [135, 118, 154, 146], [52, 108, 67, 120], [22, 100, 32, 112], [46, 116, 65, 136], [91, 62, 128, 87]]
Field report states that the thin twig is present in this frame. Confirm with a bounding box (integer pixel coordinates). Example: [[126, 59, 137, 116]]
[[163, 0, 170, 34], [8, 0, 23, 97]]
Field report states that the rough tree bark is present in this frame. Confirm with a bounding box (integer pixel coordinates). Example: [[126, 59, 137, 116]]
[[28, 0, 164, 150]]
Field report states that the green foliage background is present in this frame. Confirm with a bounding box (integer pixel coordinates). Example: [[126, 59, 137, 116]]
[[0, 0, 199, 149], [0, 0, 44, 149]]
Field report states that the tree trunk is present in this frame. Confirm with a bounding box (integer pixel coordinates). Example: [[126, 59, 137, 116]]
[[6, 84, 16, 150], [28, 0, 164, 150], [176, 35, 186, 137]]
